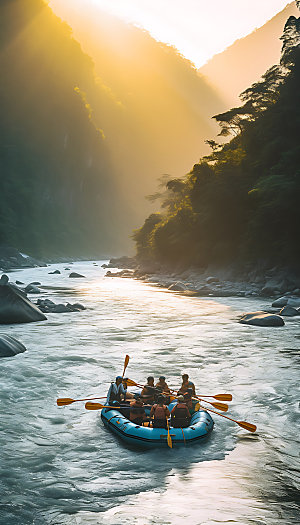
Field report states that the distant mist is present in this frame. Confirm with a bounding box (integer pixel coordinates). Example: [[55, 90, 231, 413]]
[[200, 2, 299, 107], [49, 0, 226, 249]]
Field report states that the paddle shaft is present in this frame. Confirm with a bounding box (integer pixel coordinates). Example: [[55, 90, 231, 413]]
[[85, 402, 151, 410], [166, 418, 172, 448], [57, 396, 107, 406], [198, 403, 256, 432]]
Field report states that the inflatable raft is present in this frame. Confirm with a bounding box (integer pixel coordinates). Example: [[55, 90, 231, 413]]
[[101, 403, 214, 448]]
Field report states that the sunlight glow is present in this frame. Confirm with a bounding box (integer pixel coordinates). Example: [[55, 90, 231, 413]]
[[83, 0, 292, 66]]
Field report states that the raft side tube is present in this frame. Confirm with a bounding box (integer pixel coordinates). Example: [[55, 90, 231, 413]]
[[101, 405, 214, 449]]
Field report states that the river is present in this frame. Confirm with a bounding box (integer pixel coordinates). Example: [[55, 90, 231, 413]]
[[0, 261, 299, 525]]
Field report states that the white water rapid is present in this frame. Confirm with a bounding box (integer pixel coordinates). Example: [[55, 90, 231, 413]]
[[0, 261, 299, 524]]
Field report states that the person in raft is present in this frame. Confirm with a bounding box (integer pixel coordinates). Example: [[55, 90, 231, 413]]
[[106, 376, 127, 405], [150, 394, 170, 428], [183, 390, 195, 414], [177, 374, 196, 396], [140, 376, 158, 404], [129, 398, 147, 426], [155, 376, 171, 394], [171, 395, 191, 428], [122, 378, 134, 399]]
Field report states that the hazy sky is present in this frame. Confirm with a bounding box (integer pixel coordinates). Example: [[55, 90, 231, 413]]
[[81, 0, 293, 66]]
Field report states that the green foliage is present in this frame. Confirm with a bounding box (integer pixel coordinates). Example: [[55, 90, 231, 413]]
[[134, 14, 300, 268]]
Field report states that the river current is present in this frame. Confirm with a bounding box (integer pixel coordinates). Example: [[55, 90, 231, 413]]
[[0, 261, 299, 525]]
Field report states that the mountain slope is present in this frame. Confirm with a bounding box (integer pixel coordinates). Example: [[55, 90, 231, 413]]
[[0, 0, 122, 256], [133, 12, 300, 270], [49, 0, 226, 232], [200, 2, 299, 106]]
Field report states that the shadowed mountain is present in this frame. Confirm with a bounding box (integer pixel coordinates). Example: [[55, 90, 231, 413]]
[[200, 2, 299, 106], [49, 0, 226, 233], [133, 11, 300, 270], [0, 0, 130, 256]]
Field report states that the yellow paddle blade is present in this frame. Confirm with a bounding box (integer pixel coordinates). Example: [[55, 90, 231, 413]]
[[213, 394, 232, 401], [126, 378, 139, 387], [194, 402, 200, 411], [85, 402, 104, 410], [211, 402, 228, 412], [237, 421, 257, 433], [122, 355, 130, 377], [57, 398, 75, 406]]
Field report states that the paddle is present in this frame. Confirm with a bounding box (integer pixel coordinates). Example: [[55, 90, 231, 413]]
[[86, 402, 121, 410], [200, 394, 232, 401], [166, 418, 172, 448], [122, 355, 130, 378], [198, 403, 257, 433], [57, 396, 106, 406], [199, 400, 228, 412], [58, 355, 130, 407]]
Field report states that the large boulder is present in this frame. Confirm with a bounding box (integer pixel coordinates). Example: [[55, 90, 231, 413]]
[[0, 335, 26, 358], [24, 284, 41, 294], [272, 296, 288, 308], [260, 286, 279, 297], [168, 282, 187, 291], [51, 304, 72, 313], [69, 272, 85, 278], [0, 285, 47, 324], [287, 297, 300, 308], [70, 302, 85, 310], [279, 306, 300, 317], [240, 311, 284, 327]]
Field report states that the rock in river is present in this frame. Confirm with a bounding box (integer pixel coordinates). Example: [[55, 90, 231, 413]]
[[0, 285, 47, 324], [0, 335, 26, 358], [69, 272, 86, 278], [24, 284, 41, 294], [240, 311, 284, 327], [279, 306, 300, 317], [272, 296, 288, 308], [168, 282, 187, 291]]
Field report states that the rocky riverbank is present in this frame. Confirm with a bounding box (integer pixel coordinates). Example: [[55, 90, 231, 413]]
[[103, 256, 300, 298], [0, 246, 46, 271], [103, 256, 300, 325]]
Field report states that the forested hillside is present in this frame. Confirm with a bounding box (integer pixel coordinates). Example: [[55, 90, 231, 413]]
[[200, 2, 299, 107], [134, 12, 300, 271], [0, 0, 122, 256]]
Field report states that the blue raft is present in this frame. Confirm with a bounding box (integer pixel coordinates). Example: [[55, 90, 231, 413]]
[[101, 403, 214, 448]]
